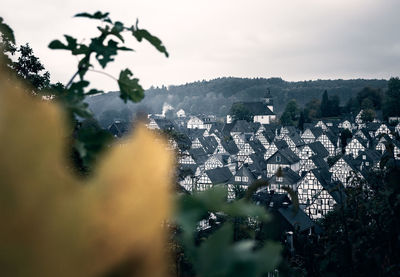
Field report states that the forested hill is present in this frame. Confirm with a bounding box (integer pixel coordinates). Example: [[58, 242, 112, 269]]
[[86, 77, 388, 126]]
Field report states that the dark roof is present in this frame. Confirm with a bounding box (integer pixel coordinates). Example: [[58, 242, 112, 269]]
[[274, 139, 289, 149], [108, 121, 131, 137], [278, 205, 315, 232], [221, 139, 239, 155], [199, 136, 218, 154], [230, 165, 257, 185], [235, 102, 275, 116], [308, 141, 329, 158], [286, 132, 305, 147], [311, 155, 329, 170], [309, 127, 324, 138], [267, 148, 300, 164], [230, 120, 253, 133], [249, 140, 266, 153], [205, 167, 233, 184], [269, 167, 301, 184], [189, 148, 208, 164], [154, 118, 175, 130], [186, 128, 206, 139]]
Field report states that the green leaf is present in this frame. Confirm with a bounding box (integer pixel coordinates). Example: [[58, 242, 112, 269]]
[[90, 38, 119, 68], [48, 35, 78, 51], [75, 11, 110, 21], [118, 69, 144, 103], [117, 46, 134, 51], [48, 39, 69, 50], [132, 27, 169, 57]]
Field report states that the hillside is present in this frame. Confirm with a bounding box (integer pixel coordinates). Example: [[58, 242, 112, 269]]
[[85, 77, 388, 126]]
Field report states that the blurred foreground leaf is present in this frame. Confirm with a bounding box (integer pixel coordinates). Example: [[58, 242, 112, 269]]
[[0, 73, 174, 277]]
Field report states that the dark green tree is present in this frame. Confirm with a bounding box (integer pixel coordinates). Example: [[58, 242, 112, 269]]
[[356, 87, 382, 110], [320, 90, 329, 117], [304, 98, 320, 121], [1, 19, 50, 92], [280, 111, 293, 126], [297, 110, 305, 131], [280, 99, 298, 126], [383, 77, 400, 118], [340, 128, 352, 154], [360, 109, 375, 122]]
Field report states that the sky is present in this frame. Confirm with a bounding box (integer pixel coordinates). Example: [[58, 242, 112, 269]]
[[2, 0, 400, 90]]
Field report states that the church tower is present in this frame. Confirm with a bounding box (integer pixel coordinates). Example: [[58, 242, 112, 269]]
[[263, 89, 274, 112]]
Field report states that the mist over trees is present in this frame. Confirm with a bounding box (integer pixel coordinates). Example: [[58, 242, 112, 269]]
[[86, 77, 388, 127]]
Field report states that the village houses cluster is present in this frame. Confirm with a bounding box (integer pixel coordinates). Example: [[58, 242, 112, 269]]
[[108, 91, 400, 232]]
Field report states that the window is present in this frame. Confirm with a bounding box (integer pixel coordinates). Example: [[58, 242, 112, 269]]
[[235, 176, 241, 182], [276, 176, 283, 182], [276, 155, 281, 162], [362, 155, 366, 160], [365, 162, 369, 166], [242, 176, 248, 182], [308, 179, 313, 185]]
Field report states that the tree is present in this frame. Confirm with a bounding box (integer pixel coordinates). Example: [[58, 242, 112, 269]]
[[304, 98, 320, 121], [280, 111, 293, 126], [328, 94, 340, 117], [356, 87, 382, 110], [285, 99, 299, 121], [1, 19, 50, 92], [230, 103, 253, 122], [340, 128, 352, 153], [383, 77, 400, 118], [297, 110, 305, 131], [360, 109, 375, 122], [280, 99, 299, 126], [320, 90, 329, 117]]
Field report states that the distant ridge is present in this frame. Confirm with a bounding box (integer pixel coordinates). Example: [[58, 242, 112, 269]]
[[85, 77, 388, 126]]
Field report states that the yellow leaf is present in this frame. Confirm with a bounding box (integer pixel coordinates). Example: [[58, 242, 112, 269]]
[[0, 72, 174, 277]]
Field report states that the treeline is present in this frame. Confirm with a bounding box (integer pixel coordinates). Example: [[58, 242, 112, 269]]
[[85, 77, 388, 127], [280, 77, 400, 128]]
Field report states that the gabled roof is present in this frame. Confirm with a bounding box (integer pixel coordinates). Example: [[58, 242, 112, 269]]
[[186, 128, 206, 139], [221, 139, 239, 155], [249, 140, 266, 153], [230, 165, 257, 185], [209, 122, 225, 134], [233, 102, 275, 116], [269, 167, 301, 185], [274, 139, 289, 149], [286, 132, 305, 147], [311, 155, 329, 170], [309, 127, 323, 138], [230, 120, 254, 133], [189, 148, 208, 164], [311, 168, 332, 189], [308, 141, 329, 158], [199, 136, 218, 154], [267, 148, 300, 164], [108, 121, 131, 137], [247, 153, 267, 178], [154, 118, 175, 130], [278, 205, 315, 232], [205, 167, 233, 184]]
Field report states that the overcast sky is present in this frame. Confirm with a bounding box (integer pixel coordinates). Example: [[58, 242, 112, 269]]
[[2, 0, 400, 90]]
